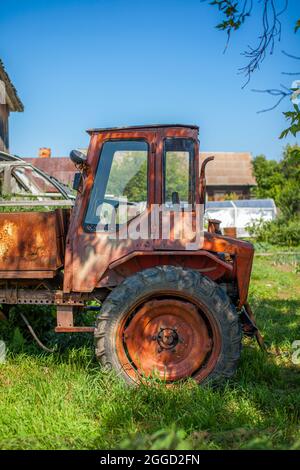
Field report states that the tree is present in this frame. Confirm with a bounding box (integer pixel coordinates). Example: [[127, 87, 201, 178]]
[[279, 144, 300, 216], [251, 155, 284, 202], [204, 0, 300, 138], [252, 144, 300, 217]]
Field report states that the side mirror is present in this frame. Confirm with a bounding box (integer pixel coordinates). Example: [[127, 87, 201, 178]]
[[73, 172, 82, 191], [70, 149, 87, 165]]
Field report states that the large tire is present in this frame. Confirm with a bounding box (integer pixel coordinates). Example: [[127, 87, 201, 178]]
[[94, 266, 241, 386]]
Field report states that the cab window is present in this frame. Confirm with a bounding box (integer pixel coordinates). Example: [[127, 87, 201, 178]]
[[163, 138, 195, 208], [84, 140, 148, 231]]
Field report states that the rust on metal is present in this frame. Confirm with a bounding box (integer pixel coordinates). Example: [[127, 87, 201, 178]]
[[199, 155, 214, 204], [0, 288, 92, 306], [0, 209, 68, 276], [116, 298, 221, 383], [55, 326, 94, 333], [55, 305, 94, 333], [223, 227, 237, 238], [208, 219, 222, 234]]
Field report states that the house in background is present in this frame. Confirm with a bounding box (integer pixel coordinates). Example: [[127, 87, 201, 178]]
[[0, 59, 24, 152], [24, 150, 257, 200], [24, 151, 77, 187], [202, 152, 257, 200]]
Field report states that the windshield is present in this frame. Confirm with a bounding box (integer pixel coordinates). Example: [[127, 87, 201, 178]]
[[84, 140, 148, 230]]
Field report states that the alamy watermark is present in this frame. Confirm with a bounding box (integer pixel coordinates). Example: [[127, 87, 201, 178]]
[[93, 202, 205, 249], [0, 340, 6, 364], [291, 340, 300, 365]]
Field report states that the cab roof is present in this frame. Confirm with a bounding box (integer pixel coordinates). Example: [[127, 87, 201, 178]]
[[87, 124, 199, 134]]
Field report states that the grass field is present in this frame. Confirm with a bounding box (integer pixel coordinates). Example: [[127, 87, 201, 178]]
[[0, 247, 300, 450]]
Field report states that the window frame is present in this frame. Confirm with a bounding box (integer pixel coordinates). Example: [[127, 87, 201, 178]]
[[83, 138, 150, 233]]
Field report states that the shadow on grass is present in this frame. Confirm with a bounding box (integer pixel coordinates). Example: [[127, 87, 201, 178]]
[[249, 298, 300, 346], [1, 298, 299, 377], [0, 304, 96, 357]]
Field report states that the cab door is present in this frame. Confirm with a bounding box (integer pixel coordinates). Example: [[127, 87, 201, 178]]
[[153, 131, 203, 250]]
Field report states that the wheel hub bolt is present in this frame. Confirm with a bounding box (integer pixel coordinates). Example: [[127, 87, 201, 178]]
[[157, 328, 179, 349]]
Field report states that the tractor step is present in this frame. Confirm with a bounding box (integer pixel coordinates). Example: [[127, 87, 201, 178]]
[[55, 326, 95, 333], [55, 306, 94, 333]]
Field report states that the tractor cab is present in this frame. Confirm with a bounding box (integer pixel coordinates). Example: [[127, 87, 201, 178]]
[[71, 124, 202, 233], [66, 125, 211, 292]]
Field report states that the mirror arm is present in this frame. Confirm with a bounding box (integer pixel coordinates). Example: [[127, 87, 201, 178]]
[[75, 161, 89, 174]]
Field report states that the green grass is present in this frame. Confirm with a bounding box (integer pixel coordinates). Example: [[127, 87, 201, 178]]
[[0, 250, 300, 450]]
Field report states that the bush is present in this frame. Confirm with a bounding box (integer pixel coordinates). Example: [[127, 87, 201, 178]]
[[252, 145, 300, 220], [248, 217, 300, 247]]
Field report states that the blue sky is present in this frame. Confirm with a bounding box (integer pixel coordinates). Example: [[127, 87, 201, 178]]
[[1, 0, 299, 159]]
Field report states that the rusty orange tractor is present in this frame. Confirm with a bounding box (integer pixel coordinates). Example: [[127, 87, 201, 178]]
[[0, 124, 262, 385]]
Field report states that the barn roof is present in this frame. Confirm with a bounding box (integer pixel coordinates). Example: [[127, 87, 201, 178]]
[[201, 152, 256, 187], [0, 59, 24, 112]]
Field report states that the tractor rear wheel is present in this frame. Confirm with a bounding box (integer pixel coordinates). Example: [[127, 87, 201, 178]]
[[94, 266, 241, 385]]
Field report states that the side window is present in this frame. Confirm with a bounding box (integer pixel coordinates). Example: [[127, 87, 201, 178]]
[[85, 140, 148, 230], [164, 138, 195, 207]]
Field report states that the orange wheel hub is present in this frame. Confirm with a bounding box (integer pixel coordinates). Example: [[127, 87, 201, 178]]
[[117, 298, 220, 382]]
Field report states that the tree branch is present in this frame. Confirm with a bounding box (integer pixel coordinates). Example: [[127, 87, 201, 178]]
[[239, 0, 288, 87], [206, 0, 289, 85], [252, 85, 292, 113]]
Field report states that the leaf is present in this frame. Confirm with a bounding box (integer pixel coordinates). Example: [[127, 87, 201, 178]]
[[280, 105, 300, 139]]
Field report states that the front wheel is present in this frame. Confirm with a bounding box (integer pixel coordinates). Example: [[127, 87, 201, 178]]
[[94, 266, 241, 386]]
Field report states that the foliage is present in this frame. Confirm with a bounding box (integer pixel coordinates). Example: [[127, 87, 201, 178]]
[[165, 152, 189, 202], [224, 192, 239, 200], [278, 181, 300, 219], [248, 217, 300, 247], [206, 0, 290, 81], [0, 304, 96, 353], [204, 0, 300, 138], [208, 0, 251, 42], [251, 155, 283, 202], [250, 145, 300, 245], [123, 161, 148, 202], [106, 152, 148, 203], [252, 144, 300, 218], [120, 427, 191, 450], [0, 255, 299, 449], [280, 104, 300, 140]]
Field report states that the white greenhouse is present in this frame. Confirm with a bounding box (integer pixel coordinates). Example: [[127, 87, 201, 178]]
[[205, 199, 277, 237]]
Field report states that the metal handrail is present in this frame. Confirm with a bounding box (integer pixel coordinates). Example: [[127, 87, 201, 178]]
[[0, 200, 74, 207]]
